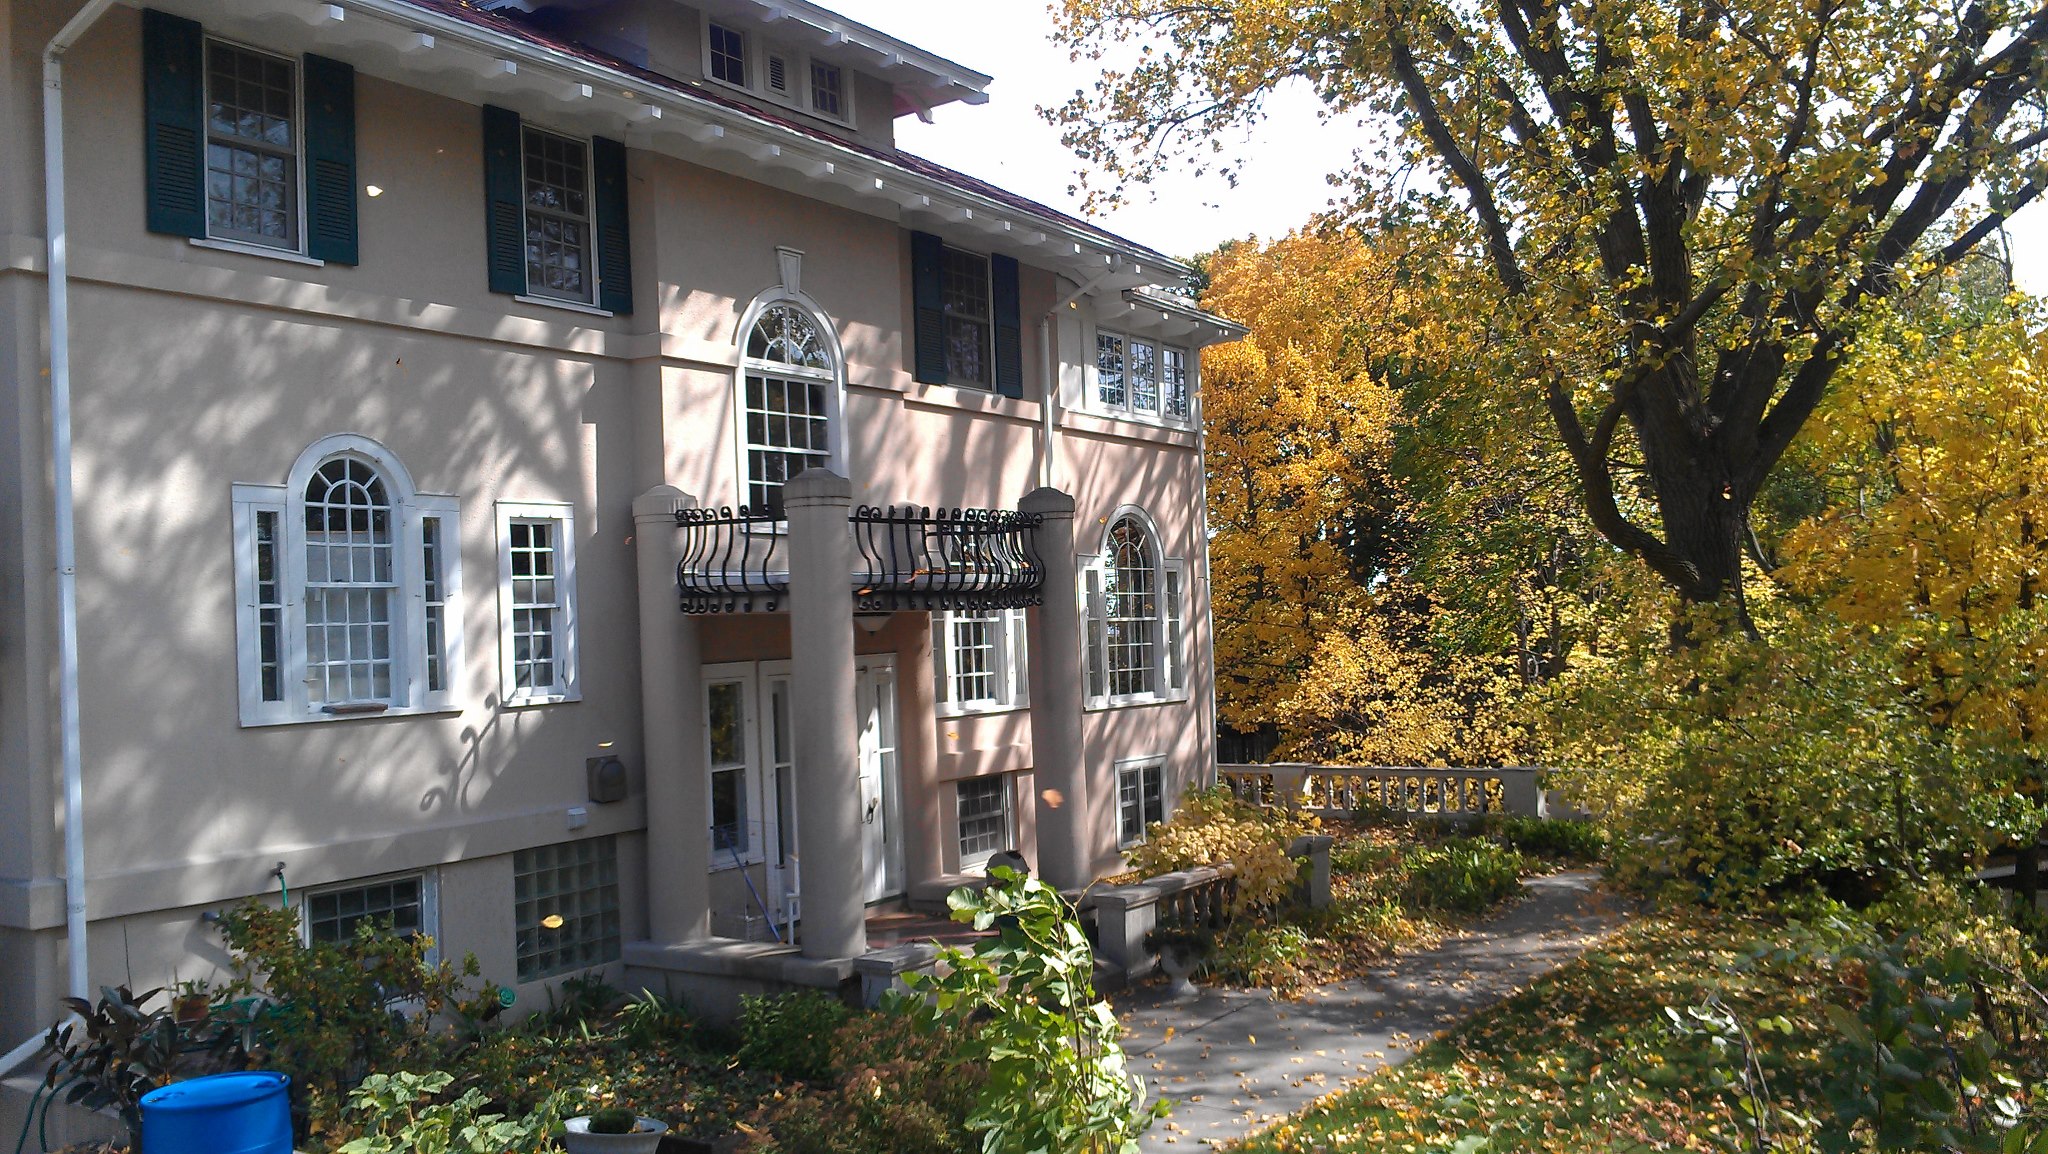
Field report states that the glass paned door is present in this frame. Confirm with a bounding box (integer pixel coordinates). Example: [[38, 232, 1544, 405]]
[[766, 670, 798, 929], [856, 661, 903, 903]]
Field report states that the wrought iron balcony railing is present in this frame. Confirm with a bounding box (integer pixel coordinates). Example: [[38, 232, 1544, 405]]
[[672, 504, 1045, 614]]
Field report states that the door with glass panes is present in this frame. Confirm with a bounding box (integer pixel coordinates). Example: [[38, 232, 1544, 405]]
[[703, 663, 797, 934], [856, 659, 903, 903]]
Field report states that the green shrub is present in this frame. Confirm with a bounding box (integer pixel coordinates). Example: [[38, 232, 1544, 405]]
[[1479, 815, 1607, 862], [1127, 788, 1314, 912], [745, 1010, 985, 1154], [1402, 837, 1528, 913], [335, 1070, 564, 1154], [586, 1105, 638, 1134], [1208, 923, 1313, 994], [737, 991, 853, 1082]]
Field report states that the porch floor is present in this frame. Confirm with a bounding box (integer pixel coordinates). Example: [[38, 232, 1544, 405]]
[[865, 908, 995, 950]]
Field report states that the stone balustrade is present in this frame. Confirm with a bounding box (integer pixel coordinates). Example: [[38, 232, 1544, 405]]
[[1218, 763, 1550, 821]]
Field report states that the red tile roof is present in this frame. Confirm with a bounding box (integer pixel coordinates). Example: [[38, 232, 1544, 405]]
[[396, 0, 1185, 271]]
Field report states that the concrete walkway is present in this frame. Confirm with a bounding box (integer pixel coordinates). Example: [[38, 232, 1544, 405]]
[[1115, 870, 1623, 1150]]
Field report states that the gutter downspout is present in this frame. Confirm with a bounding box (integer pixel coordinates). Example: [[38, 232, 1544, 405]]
[[2, 0, 121, 1080], [1035, 269, 1116, 490]]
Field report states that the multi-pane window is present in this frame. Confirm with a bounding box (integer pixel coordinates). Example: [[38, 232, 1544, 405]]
[[810, 61, 844, 118], [233, 437, 460, 726], [1118, 761, 1166, 849], [205, 41, 298, 250], [707, 680, 750, 858], [741, 303, 837, 513], [307, 876, 424, 945], [497, 503, 578, 705], [942, 246, 993, 387], [935, 608, 1028, 713], [304, 458, 396, 707], [514, 837, 621, 982], [521, 127, 592, 304], [1095, 331, 1194, 421], [1082, 511, 1190, 707], [1162, 346, 1190, 418], [957, 776, 1010, 867], [708, 23, 748, 86]]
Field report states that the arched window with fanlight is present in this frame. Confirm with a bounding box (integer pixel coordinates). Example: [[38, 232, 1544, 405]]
[[231, 434, 461, 725], [1081, 508, 1188, 708], [737, 298, 843, 514]]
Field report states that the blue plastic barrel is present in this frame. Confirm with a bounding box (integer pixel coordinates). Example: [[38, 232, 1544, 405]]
[[139, 1071, 292, 1154]]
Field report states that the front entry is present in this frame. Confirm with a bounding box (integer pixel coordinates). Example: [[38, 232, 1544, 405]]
[[856, 659, 903, 903]]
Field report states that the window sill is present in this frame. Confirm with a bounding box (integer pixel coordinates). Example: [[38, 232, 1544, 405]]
[[503, 690, 582, 708], [190, 237, 325, 267], [514, 294, 615, 319], [238, 702, 462, 729], [937, 701, 1030, 720], [1084, 692, 1190, 713], [709, 855, 766, 873]]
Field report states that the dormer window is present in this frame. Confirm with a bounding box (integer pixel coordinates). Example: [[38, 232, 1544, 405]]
[[703, 22, 852, 126]]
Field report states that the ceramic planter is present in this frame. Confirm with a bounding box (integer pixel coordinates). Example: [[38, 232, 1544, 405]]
[[562, 1116, 669, 1154]]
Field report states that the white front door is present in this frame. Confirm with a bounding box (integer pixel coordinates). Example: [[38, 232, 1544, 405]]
[[856, 660, 903, 903]]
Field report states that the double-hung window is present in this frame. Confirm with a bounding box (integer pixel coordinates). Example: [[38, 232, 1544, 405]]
[[481, 107, 632, 314], [1117, 758, 1166, 849], [956, 776, 1012, 870], [942, 246, 994, 388], [142, 10, 359, 263], [232, 436, 460, 726], [934, 608, 1029, 714], [1094, 329, 1194, 421], [1081, 511, 1189, 708], [496, 502, 579, 705], [739, 300, 840, 514], [520, 128, 594, 305]]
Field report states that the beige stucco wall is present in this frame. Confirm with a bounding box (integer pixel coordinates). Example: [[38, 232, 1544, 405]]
[[0, 0, 1214, 1040]]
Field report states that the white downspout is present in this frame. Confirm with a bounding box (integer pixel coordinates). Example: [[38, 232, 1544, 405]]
[[1035, 268, 1116, 490], [2, 0, 121, 1079]]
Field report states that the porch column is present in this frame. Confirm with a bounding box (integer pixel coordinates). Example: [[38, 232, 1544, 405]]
[[784, 469, 865, 960], [1021, 487, 1090, 889], [632, 486, 709, 943]]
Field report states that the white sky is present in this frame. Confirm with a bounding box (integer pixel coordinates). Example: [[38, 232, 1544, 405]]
[[830, 0, 2048, 292]]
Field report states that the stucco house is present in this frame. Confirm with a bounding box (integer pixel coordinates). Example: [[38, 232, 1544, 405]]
[[0, 0, 1243, 1042]]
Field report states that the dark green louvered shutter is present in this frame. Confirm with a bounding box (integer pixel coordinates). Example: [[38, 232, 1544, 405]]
[[143, 9, 205, 238], [481, 105, 526, 295], [591, 135, 633, 315], [910, 230, 947, 384], [302, 54, 358, 265], [991, 253, 1023, 398]]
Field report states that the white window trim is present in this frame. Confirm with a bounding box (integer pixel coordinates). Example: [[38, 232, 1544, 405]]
[[495, 500, 580, 706], [1081, 508, 1189, 710], [701, 21, 855, 128], [934, 607, 1030, 717], [1085, 322, 1196, 426], [1116, 756, 1168, 850], [732, 288, 848, 512], [704, 662, 769, 870], [232, 435, 461, 727], [955, 774, 1013, 872], [202, 35, 309, 257], [299, 869, 440, 965]]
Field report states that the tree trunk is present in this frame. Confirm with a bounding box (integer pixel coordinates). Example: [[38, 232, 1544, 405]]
[[1642, 437, 1756, 634]]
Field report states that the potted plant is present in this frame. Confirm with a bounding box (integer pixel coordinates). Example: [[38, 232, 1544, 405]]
[[1144, 925, 1213, 999], [563, 1104, 668, 1153]]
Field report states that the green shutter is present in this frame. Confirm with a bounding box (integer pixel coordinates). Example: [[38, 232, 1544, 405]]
[[592, 135, 633, 315], [992, 253, 1023, 398], [910, 230, 947, 384], [302, 54, 358, 265], [142, 9, 205, 238], [482, 105, 525, 296]]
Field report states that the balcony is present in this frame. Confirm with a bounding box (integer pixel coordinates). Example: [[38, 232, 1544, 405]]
[[674, 503, 1044, 614]]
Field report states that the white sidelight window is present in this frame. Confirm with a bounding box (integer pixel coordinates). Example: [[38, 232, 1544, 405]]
[[232, 435, 460, 726], [495, 502, 579, 705], [933, 608, 1029, 714], [737, 296, 844, 514], [956, 775, 1011, 870], [1117, 757, 1167, 849], [1081, 509, 1189, 708]]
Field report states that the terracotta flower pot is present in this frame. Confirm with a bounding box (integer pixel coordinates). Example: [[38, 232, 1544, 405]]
[[562, 1116, 669, 1154]]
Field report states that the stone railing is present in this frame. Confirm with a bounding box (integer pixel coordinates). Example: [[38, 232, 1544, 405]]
[[1218, 764, 1548, 821], [1091, 835, 1333, 987]]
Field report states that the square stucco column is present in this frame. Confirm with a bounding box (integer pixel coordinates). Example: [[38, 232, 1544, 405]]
[[783, 469, 866, 960], [1021, 487, 1090, 890], [633, 486, 710, 943]]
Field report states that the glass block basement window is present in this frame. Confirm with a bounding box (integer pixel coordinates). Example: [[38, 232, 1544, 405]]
[[514, 836, 621, 981]]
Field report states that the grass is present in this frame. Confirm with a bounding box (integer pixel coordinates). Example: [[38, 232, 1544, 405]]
[[1226, 911, 1833, 1153]]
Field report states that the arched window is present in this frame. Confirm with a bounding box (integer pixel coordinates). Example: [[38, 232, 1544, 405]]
[[1082, 509, 1188, 706], [737, 299, 841, 513], [231, 435, 461, 725]]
